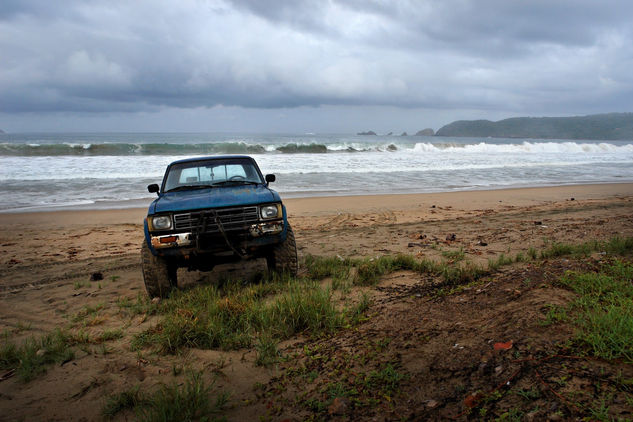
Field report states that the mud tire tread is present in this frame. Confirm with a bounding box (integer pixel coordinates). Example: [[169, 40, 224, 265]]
[[140, 242, 176, 298], [267, 225, 298, 277]]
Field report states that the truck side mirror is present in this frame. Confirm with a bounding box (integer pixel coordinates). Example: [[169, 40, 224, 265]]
[[265, 174, 276, 184], [148, 184, 160, 195]]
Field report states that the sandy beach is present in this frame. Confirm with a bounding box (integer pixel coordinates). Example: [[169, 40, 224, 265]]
[[1, 183, 633, 420], [2, 183, 632, 274]]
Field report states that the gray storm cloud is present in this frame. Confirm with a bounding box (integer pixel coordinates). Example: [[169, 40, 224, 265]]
[[1, 0, 632, 117]]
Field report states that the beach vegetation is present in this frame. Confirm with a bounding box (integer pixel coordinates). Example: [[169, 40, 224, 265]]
[[132, 277, 369, 354], [73, 281, 89, 289], [540, 242, 577, 258], [541, 259, 633, 363], [587, 398, 612, 422], [0, 324, 128, 382], [255, 334, 280, 367], [303, 254, 351, 285], [117, 294, 161, 317], [102, 386, 145, 419], [1, 322, 32, 338], [556, 260, 633, 361], [515, 388, 542, 401], [91, 328, 125, 344], [305, 253, 486, 287], [540, 304, 569, 327], [441, 247, 465, 261], [0, 328, 75, 382], [102, 371, 228, 421], [71, 302, 106, 324], [286, 343, 409, 416], [528, 247, 538, 260], [539, 236, 633, 259], [487, 253, 514, 271]]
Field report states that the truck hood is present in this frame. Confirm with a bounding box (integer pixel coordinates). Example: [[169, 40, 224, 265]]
[[149, 185, 281, 214]]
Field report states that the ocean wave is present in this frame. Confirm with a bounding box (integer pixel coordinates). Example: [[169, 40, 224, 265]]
[[275, 143, 328, 153], [0, 141, 366, 156], [1, 140, 632, 157]]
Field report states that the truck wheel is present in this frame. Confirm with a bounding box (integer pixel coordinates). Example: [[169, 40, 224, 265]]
[[266, 225, 298, 277], [141, 242, 177, 298]]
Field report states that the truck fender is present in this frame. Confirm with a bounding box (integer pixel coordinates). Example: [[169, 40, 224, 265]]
[[143, 218, 159, 256]]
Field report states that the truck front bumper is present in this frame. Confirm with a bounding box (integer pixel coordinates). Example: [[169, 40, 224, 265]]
[[150, 221, 284, 250]]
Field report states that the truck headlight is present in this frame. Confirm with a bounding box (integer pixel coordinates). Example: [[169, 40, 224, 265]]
[[260, 204, 281, 220], [151, 215, 172, 230]]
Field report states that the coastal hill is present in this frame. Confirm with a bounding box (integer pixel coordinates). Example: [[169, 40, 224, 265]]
[[435, 112, 633, 140], [415, 128, 435, 136]]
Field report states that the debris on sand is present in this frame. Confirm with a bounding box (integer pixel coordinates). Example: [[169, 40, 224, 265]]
[[89, 272, 103, 281], [493, 340, 513, 351]]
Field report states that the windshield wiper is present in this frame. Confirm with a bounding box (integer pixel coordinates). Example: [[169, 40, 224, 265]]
[[211, 180, 260, 186], [166, 184, 215, 192]]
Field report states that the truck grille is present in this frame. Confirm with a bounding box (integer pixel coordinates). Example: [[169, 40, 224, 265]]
[[173, 206, 259, 233]]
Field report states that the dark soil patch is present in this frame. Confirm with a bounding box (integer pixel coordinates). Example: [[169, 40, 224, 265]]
[[255, 257, 633, 421]]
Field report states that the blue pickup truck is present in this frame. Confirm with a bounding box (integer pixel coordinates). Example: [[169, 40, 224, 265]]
[[141, 155, 297, 297]]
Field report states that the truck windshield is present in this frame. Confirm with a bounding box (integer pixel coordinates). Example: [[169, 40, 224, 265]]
[[163, 159, 264, 192]]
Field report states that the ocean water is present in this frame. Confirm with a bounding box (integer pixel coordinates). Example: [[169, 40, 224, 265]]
[[1, 132, 632, 212]]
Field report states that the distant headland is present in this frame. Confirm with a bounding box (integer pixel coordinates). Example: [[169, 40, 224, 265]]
[[435, 112, 633, 140], [356, 113, 632, 141], [415, 128, 435, 136]]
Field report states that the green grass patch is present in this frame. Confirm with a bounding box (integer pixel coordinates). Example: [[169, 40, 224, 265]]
[[90, 328, 125, 344], [102, 386, 146, 418], [73, 281, 89, 290], [255, 334, 280, 367], [134, 251, 500, 355], [102, 371, 228, 421], [441, 247, 465, 261], [361, 363, 407, 394], [302, 237, 631, 290], [303, 255, 351, 283], [71, 302, 106, 323], [117, 294, 162, 317], [305, 253, 486, 287], [1, 322, 32, 338], [604, 236, 633, 255], [0, 325, 127, 381], [133, 278, 369, 354], [555, 260, 633, 361], [0, 329, 75, 382], [488, 253, 515, 271], [289, 349, 409, 415], [540, 236, 633, 260]]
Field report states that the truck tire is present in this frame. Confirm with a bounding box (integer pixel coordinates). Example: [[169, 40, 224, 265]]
[[141, 242, 177, 298], [266, 225, 298, 277]]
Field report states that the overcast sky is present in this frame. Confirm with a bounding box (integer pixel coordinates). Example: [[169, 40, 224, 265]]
[[1, 0, 632, 133]]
